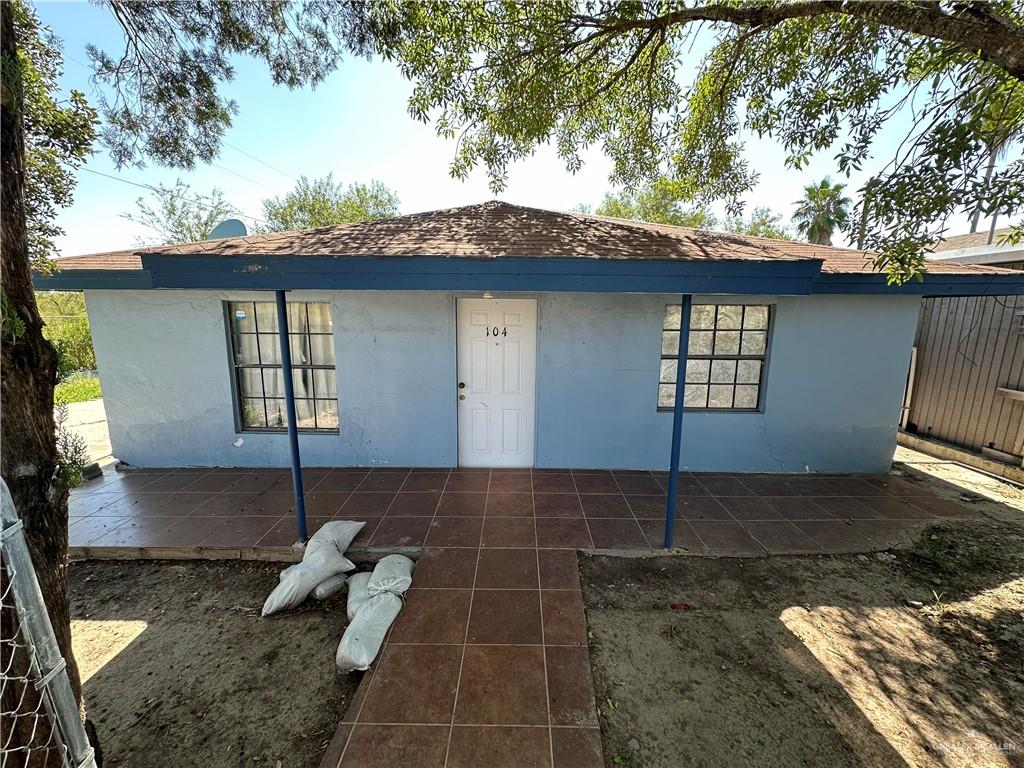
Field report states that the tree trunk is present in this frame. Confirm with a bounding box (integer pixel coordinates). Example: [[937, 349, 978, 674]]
[[1, 2, 86, 760], [969, 148, 998, 233]]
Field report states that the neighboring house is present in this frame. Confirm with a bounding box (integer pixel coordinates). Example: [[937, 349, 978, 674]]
[[902, 227, 1024, 474], [35, 201, 1023, 474]]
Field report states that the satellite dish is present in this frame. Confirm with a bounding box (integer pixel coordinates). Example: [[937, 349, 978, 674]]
[[207, 218, 248, 239]]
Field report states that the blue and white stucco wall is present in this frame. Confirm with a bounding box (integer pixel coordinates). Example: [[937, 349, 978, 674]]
[[83, 289, 920, 473]]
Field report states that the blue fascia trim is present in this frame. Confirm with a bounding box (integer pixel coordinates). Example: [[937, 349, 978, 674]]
[[139, 255, 820, 295], [811, 272, 1024, 296], [33, 269, 153, 290]]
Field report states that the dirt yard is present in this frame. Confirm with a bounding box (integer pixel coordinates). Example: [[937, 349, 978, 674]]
[[71, 560, 358, 768], [582, 517, 1024, 768]]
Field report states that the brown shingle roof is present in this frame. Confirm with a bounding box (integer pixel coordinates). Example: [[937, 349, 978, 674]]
[[933, 227, 1015, 252], [52, 200, 1011, 276]]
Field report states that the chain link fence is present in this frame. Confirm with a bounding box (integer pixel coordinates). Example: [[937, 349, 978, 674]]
[[1, 481, 96, 768]]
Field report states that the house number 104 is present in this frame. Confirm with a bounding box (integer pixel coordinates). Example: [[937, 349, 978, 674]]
[[486, 327, 508, 337]]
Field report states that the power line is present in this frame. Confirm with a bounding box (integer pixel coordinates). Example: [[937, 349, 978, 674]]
[[223, 141, 300, 183], [79, 167, 270, 227], [210, 161, 279, 193]]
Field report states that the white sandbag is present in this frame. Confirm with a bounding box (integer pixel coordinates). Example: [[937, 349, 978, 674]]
[[312, 573, 348, 601], [279, 563, 301, 582], [261, 521, 363, 616], [336, 555, 415, 672], [346, 572, 372, 621]]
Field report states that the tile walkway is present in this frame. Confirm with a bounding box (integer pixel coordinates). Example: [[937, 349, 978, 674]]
[[67, 466, 985, 767]]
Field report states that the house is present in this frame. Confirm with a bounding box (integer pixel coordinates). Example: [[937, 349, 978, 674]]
[[37, 201, 1023, 479], [901, 227, 1024, 480]]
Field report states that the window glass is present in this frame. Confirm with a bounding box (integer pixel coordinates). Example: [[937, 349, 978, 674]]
[[659, 303, 771, 410], [227, 301, 338, 432]]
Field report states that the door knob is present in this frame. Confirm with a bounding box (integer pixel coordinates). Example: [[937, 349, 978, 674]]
[[459, 394, 466, 401]]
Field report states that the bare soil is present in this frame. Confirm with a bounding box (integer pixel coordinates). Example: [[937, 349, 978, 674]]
[[582, 518, 1024, 768], [71, 559, 358, 768]]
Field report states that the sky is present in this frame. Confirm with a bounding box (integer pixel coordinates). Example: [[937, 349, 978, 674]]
[[37, 1, 990, 258]]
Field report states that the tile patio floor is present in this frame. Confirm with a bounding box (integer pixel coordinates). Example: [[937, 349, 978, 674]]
[[67, 466, 985, 768]]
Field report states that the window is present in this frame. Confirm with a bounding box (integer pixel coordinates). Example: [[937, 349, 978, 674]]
[[227, 301, 339, 432], [659, 303, 771, 410]]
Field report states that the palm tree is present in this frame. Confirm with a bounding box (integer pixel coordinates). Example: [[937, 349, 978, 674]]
[[792, 178, 852, 246]]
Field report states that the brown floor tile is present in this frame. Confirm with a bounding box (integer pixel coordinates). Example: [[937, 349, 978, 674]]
[[865, 475, 934, 497], [534, 494, 584, 518], [356, 471, 410, 492], [252, 516, 301, 547], [488, 473, 534, 493], [586, 518, 648, 549], [481, 518, 536, 547], [541, 590, 587, 646], [240, 491, 295, 516], [389, 588, 472, 644], [696, 475, 754, 496], [655, 474, 711, 496], [579, 494, 632, 518], [735, 476, 806, 496], [96, 473, 169, 492], [532, 474, 576, 493], [341, 492, 397, 516], [302, 491, 352, 517], [468, 589, 542, 644], [475, 548, 539, 589], [802, 495, 873, 519], [485, 492, 534, 517], [400, 472, 450, 492], [180, 474, 243, 493], [546, 646, 598, 726], [907, 496, 984, 519], [136, 472, 209, 493], [623, 495, 668, 518], [570, 468, 610, 475], [414, 548, 479, 588], [315, 471, 370, 492], [536, 519, 593, 549], [454, 645, 548, 725], [388, 492, 441, 516], [613, 474, 663, 495], [225, 472, 288, 494], [690, 521, 764, 554], [68, 491, 128, 517], [339, 724, 448, 768], [637, 518, 705, 552], [370, 516, 432, 547], [146, 515, 227, 547], [437, 492, 487, 516], [189, 492, 260, 517], [716, 496, 783, 521], [572, 474, 620, 494], [200, 516, 280, 547], [104, 492, 211, 517], [794, 520, 872, 552], [358, 644, 461, 723], [447, 726, 551, 768], [857, 496, 936, 519], [351, 518, 381, 545], [764, 496, 834, 520], [676, 496, 734, 521], [535, 467, 572, 473], [791, 477, 882, 497], [87, 517, 175, 547], [539, 550, 581, 590], [425, 517, 483, 548], [445, 473, 491, 492], [551, 728, 604, 768], [743, 521, 823, 553]]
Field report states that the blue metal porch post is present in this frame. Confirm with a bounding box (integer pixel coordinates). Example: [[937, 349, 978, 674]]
[[663, 294, 692, 548], [276, 290, 308, 542]]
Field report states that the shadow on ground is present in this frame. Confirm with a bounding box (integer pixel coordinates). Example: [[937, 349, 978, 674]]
[[581, 477, 1024, 768]]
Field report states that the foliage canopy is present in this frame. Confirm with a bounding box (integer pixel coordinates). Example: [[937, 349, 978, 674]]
[[122, 180, 238, 245], [792, 178, 854, 246], [260, 176, 400, 231]]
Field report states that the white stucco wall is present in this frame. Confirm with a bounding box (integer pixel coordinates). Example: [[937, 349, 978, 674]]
[[84, 289, 920, 472]]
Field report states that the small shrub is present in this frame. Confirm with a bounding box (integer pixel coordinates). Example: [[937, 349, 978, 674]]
[[54, 404, 90, 490], [54, 373, 101, 404]]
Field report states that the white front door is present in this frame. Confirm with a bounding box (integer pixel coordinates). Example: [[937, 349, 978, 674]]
[[456, 298, 537, 468]]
